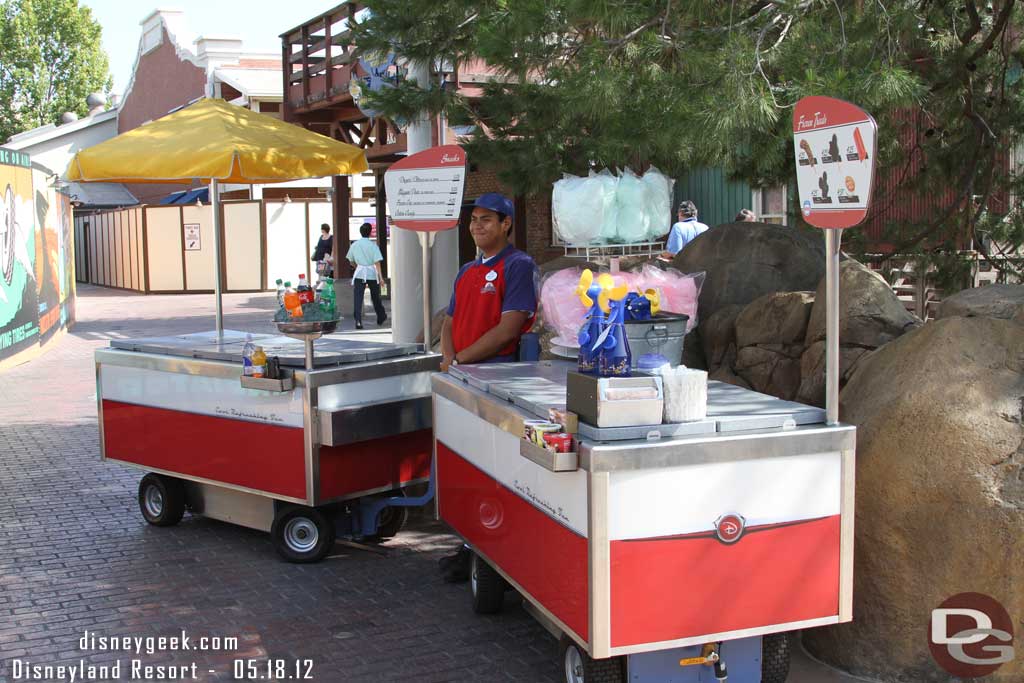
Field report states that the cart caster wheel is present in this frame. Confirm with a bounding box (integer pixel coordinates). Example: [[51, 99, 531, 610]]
[[369, 489, 409, 541], [470, 553, 508, 614], [761, 633, 791, 683], [560, 638, 624, 683], [138, 474, 185, 527], [271, 506, 335, 563]]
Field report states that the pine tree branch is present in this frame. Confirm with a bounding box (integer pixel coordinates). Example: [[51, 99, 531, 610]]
[[968, 0, 1016, 63], [960, 0, 982, 45]]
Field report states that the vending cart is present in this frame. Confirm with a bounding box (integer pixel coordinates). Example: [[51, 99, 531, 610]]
[[96, 327, 438, 562], [432, 361, 854, 683]]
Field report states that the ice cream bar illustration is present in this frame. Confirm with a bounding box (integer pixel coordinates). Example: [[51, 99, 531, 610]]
[[800, 139, 815, 169], [853, 127, 868, 163]]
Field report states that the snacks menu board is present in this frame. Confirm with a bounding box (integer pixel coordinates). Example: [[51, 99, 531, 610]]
[[792, 97, 877, 229], [385, 145, 467, 232]]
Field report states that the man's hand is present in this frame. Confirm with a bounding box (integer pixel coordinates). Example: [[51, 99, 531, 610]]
[[440, 354, 454, 373]]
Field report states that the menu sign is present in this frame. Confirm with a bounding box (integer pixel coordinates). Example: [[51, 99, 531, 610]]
[[384, 145, 467, 232], [793, 96, 877, 229]]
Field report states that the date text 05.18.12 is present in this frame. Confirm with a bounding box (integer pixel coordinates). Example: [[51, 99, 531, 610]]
[[233, 659, 314, 680]]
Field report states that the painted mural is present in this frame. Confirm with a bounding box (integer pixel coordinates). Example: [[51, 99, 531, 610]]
[[0, 147, 75, 365]]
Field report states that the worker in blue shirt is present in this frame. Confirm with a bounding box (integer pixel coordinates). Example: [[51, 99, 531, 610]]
[[663, 200, 710, 257]]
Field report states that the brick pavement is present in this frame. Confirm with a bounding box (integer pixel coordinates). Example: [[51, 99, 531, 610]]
[[0, 285, 864, 683]]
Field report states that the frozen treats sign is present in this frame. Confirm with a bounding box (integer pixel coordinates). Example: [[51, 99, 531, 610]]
[[384, 145, 467, 232], [793, 96, 877, 229]]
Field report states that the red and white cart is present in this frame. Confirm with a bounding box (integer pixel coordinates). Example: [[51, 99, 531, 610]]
[[432, 361, 854, 682], [96, 327, 438, 562]]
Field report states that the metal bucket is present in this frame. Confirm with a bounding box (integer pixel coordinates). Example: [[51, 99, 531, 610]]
[[623, 312, 690, 366]]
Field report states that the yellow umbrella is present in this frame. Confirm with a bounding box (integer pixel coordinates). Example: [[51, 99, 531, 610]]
[[65, 98, 369, 333]]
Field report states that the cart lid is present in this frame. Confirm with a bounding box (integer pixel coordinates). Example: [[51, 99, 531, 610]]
[[109, 331, 421, 368], [446, 361, 826, 436]]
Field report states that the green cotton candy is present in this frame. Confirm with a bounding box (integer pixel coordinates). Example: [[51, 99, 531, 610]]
[[615, 168, 650, 243]]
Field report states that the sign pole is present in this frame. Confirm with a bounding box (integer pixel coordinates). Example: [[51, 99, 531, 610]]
[[384, 144, 467, 351], [825, 228, 842, 425], [419, 231, 433, 351], [792, 96, 877, 425]]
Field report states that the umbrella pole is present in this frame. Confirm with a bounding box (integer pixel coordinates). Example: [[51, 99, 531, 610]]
[[211, 179, 224, 337]]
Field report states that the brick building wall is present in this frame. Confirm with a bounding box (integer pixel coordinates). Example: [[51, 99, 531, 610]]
[[118, 26, 208, 204]]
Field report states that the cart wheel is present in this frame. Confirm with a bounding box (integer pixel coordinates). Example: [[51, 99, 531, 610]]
[[761, 633, 791, 683], [470, 553, 508, 614], [138, 474, 185, 527], [374, 504, 408, 540], [270, 506, 335, 563], [560, 638, 624, 683]]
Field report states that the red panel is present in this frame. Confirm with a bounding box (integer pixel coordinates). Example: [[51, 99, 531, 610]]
[[437, 442, 589, 642], [318, 430, 432, 500], [102, 400, 306, 499], [610, 515, 841, 647]]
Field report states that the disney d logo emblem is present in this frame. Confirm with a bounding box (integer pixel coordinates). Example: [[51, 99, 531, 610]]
[[714, 513, 746, 544]]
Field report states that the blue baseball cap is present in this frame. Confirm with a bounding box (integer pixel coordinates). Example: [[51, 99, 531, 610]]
[[473, 192, 514, 219]]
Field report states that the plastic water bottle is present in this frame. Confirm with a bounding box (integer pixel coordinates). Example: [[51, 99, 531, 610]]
[[275, 279, 285, 307], [242, 334, 256, 376], [251, 346, 267, 378]]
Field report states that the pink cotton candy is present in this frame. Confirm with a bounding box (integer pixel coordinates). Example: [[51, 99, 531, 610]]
[[539, 266, 705, 340], [539, 267, 589, 342], [639, 265, 705, 332]]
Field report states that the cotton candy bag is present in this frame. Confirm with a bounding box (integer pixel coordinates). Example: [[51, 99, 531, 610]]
[[615, 168, 650, 243], [642, 166, 674, 240], [552, 174, 602, 244]]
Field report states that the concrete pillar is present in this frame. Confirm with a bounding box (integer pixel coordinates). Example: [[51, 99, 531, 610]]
[[389, 60, 460, 343]]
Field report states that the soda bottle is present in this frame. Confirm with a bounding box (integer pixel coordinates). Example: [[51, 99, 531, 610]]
[[319, 277, 336, 319], [282, 281, 303, 318], [275, 278, 285, 307], [297, 274, 314, 304], [242, 334, 256, 376], [251, 346, 267, 378]]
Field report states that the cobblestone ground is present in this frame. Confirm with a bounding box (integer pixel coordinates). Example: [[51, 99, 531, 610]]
[[0, 286, 860, 683]]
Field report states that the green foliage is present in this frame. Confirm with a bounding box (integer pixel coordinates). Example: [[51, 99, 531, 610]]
[[0, 0, 112, 142], [354, 0, 1024, 279]]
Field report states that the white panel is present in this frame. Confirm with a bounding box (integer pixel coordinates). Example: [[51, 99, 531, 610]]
[[145, 207, 184, 290], [101, 364, 304, 428], [317, 371, 433, 411], [608, 452, 842, 541], [181, 204, 215, 290], [115, 214, 125, 288], [223, 202, 262, 290], [265, 202, 309, 289], [434, 395, 588, 536], [128, 210, 140, 290]]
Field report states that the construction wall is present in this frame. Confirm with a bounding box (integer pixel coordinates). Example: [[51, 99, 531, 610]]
[[0, 148, 76, 368], [74, 199, 331, 294]]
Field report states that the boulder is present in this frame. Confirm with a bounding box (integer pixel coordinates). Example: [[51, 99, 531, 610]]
[[937, 283, 1024, 321], [701, 304, 746, 370], [708, 364, 751, 390], [672, 222, 826, 323], [803, 317, 1024, 682], [735, 291, 815, 348], [805, 260, 921, 347], [734, 344, 803, 400], [795, 341, 871, 407]]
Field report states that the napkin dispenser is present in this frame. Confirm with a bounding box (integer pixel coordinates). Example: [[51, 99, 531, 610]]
[[566, 372, 664, 428]]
